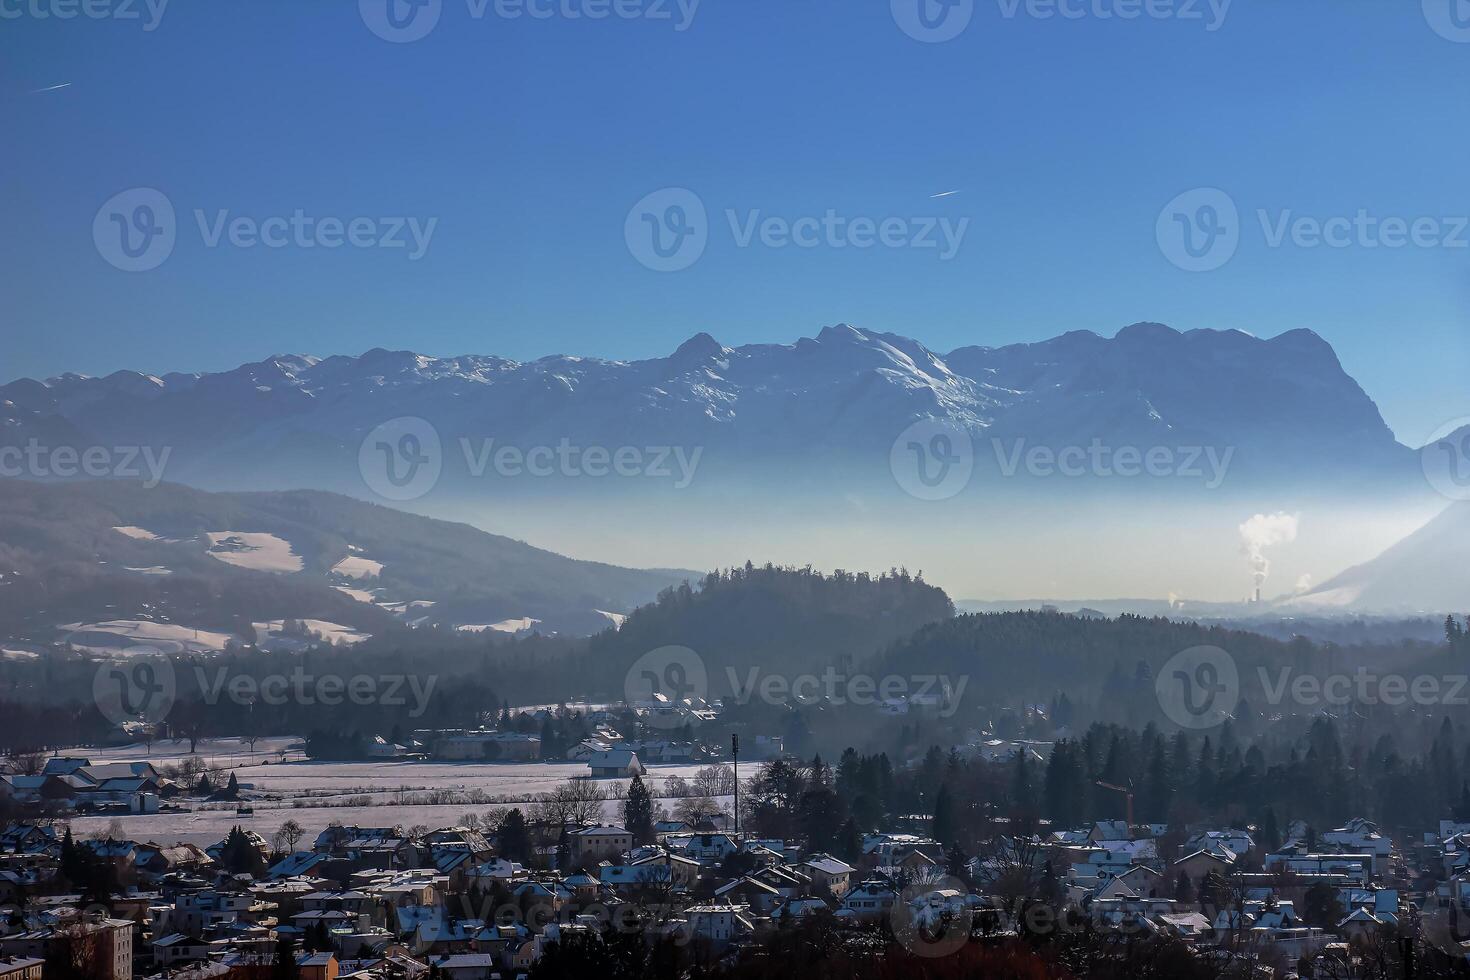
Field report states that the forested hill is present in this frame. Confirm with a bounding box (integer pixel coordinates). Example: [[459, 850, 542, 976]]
[[572, 565, 955, 700], [868, 609, 1444, 707]]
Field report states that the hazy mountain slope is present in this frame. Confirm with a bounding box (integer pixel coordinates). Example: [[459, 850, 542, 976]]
[[1288, 501, 1470, 613], [0, 479, 693, 643]]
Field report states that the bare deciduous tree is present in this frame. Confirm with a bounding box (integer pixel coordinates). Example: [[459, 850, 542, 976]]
[[9, 749, 46, 776], [274, 818, 305, 853], [692, 764, 736, 797], [533, 778, 606, 831]]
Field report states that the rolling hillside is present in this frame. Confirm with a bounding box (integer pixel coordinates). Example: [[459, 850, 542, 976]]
[[0, 479, 694, 648]]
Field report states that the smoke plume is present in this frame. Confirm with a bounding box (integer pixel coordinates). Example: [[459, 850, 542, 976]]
[[1238, 512, 1299, 594]]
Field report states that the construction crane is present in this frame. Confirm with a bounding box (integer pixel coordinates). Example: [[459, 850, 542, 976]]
[[1094, 780, 1134, 828]]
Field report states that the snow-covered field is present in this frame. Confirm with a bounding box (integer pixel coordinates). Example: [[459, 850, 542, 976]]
[[253, 620, 372, 649], [113, 526, 161, 541], [206, 532, 303, 574], [60, 620, 236, 655], [68, 795, 730, 848], [457, 619, 539, 634], [331, 556, 384, 580], [63, 739, 722, 847], [85, 736, 305, 767]]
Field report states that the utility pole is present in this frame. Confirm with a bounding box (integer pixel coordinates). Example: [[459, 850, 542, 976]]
[[732, 734, 739, 839]]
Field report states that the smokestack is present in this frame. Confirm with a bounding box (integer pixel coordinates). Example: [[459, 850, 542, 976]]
[[1239, 513, 1299, 606]]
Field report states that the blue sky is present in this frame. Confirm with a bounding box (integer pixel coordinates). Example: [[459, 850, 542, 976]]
[[3, 0, 1467, 443]]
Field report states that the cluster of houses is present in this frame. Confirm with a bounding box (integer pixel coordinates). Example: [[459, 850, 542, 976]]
[[975, 813, 1414, 972], [0, 800, 1433, 980], [0, 759, 172, 815], [0, 814, 914, 980], [1412, 817, 1470, 918], [362, 709, 783, 777], [0, 747, 1464, 980]]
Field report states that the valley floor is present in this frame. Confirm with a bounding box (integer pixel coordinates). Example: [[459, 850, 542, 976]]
[[65, 737, 724, 846]]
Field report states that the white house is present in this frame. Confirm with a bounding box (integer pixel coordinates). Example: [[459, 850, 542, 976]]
[[838, 879, 899, 922]]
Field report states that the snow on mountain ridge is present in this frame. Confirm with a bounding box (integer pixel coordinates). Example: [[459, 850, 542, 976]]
[[0, 322, 1411, 485]]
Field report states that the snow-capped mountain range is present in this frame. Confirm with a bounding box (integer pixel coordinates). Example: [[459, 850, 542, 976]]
[[0, 322, 1426, 494]]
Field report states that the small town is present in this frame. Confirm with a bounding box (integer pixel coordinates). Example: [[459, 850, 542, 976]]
[[6, 7, 1466, 978], [2, 695, 1470, 980]]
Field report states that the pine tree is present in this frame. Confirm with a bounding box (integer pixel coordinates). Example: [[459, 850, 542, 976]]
[[945, 844, 970, 882], [808, 754, 831, 788], [623, 773, 655, 845], [836, 817, 862, 863], [1455, 783, 1470, 822], [221, 825, 262, 875], [272, 933, 300, 980], [59, 829, 86, 887], [498, 808, 530, 862], [1194, 738, 1216, 809], [1043, 740, 1085, 828], [1012, 750, 1038, 825], [1260, 806, 1282, 852], [1141, 741, 1173, 824], [931, 783, 958, 848]]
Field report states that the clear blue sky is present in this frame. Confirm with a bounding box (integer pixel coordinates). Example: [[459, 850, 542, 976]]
[[3, 0, 1467, 443]]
